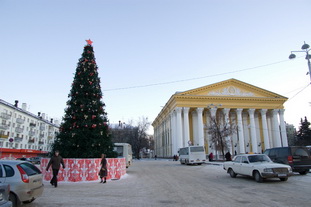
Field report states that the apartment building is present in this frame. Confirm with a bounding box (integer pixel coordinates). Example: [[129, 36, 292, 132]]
[[0, 99, 60, 152]]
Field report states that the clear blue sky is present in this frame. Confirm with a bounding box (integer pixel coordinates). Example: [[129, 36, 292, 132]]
[[1, 0, 311, 132]]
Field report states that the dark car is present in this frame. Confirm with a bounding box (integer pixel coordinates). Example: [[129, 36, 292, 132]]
[[28, 157, 42, 165], [264, 146, 311, 175]]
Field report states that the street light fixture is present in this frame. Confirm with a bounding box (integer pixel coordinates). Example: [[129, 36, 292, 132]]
[[289, 41, 311, 82]]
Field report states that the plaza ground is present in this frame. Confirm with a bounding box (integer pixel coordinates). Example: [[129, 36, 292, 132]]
[[27, 159, 310, 207]]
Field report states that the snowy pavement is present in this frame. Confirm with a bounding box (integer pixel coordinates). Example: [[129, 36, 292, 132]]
[[26, 159, 311, 207]]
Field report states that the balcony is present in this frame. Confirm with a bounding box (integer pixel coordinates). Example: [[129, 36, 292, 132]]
[[16, 118, 25, 124], [0, 134, 9, 139], [30, 123, 36, 128], [39, 133, 45, 138], [38, 140, 44, 145], [28, 138, 35, 143], [39, 125, 45, 131], [0, 124, 9, 130], [14, 137, 23, 142], [0, 113, 11, 120], [29, 131, 35, 136], [15, 127, 23, 133]]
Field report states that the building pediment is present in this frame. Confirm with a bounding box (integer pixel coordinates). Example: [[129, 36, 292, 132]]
[[176, 79, 286, 99]]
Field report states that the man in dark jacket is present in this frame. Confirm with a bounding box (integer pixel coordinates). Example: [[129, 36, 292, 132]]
[[46, 150, 65, 187]]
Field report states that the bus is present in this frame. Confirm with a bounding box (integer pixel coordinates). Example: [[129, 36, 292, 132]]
[[178, 146, 206, 165], [114, 143, 133, 168]]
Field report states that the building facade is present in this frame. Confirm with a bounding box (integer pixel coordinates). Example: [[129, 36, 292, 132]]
[[0, 99, 59, 152], [152, 79, 289, 158]]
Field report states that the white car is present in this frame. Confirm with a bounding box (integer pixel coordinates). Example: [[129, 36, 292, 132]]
[[223, 154, 292, 182], [0, 160, 44, 207]]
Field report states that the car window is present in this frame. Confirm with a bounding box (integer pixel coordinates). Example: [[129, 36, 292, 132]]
[[293, 148, 309, 157], [278, 148, 288, 157], [234, 156, 241, 163], [270, 149, 277, 157], [248, 155, 271, 163], [18, 163, 41, 176], [242, 156, 248, 163], [263, 149, 270, 156], [3, 165, 14, 177]]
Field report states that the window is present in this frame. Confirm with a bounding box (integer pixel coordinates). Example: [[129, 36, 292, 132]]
[[3, 165, 14, 177], [234, 156, 242, 163], [242, 156, 249, 163], [18, 163, 41, 176], [278, 148, 288, 157], [293, 148, 309, 157], [190, 146, 204, 152]]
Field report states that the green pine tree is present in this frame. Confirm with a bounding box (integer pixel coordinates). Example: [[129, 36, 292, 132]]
[[52, 40, 116, 158], [296, 116, 311, 146]]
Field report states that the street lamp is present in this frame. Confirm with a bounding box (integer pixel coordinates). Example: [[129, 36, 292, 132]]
[[289, 41, 311, 82]]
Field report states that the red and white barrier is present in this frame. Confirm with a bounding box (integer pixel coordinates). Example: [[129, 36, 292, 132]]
[[40, 158, 126, 182]]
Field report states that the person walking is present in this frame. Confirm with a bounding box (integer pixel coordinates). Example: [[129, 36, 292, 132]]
[[99, 154, 108, 183], [225, 151, 232, 161], [46, 150, 65, 188]]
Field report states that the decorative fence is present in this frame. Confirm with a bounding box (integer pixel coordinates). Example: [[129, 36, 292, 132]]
[[40, 158, 126, 182]]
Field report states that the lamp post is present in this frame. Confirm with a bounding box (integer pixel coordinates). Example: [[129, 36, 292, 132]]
[[289, 41, 311, 82]]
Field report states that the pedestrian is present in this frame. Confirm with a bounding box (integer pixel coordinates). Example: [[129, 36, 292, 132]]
[[46, 150, 65, 188], [209, 152, 214, 161], [225, 151, 232, 161], [155, 155, 157, 160], [99, 154, 108, 183]]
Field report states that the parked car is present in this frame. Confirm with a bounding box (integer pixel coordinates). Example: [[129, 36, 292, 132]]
[[15, 158, 31, 162], [223, 154, 292, 183], [28, 157, 42, 165], [0, 183, 12, 207], [0, 160, 44, 207], [264, 146, 311, 175]]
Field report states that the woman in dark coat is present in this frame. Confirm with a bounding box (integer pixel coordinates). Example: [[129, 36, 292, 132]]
[[99, 154, 107, 183]]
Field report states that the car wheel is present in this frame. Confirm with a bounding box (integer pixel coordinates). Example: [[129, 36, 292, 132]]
[[229, 168, 237, 178], [280, 177, 288, 181], [299, 170, 308, 175], [23, 199, 35, 204], [254, 171, 263, 183], [198, 163, 202, 165], [9, 193, 18, 207]]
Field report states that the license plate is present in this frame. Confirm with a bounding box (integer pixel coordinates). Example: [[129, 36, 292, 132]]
[[278, 174, 287, 177]]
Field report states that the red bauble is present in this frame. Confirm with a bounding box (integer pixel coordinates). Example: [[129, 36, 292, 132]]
[[85, 125, 88, 127]]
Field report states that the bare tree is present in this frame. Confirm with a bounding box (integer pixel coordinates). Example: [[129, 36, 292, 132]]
[[110, 117, 152, 159], [206, 113, 237, 160]]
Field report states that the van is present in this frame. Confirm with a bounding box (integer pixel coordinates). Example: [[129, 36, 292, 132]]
[[264, 146, 311, 175]]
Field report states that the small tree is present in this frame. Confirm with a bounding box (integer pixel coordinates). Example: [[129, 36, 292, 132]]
[[206, 114, 237, 160], [296, 116, 311, 146]]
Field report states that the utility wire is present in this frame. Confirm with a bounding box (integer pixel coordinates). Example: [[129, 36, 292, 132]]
[[103, 57, 302, 92]]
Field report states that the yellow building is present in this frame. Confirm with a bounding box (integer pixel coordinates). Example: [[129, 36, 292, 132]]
[[152, 79, 288, 158]]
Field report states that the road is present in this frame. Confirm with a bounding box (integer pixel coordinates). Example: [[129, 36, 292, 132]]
[[27, 159, 310, 207]]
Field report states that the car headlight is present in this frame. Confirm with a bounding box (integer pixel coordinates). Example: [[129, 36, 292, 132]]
[[288, 167, 293, 173], [264, 168, 273, 173]]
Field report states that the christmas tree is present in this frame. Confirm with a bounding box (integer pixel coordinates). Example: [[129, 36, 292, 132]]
[[52, 39, 116, 158]]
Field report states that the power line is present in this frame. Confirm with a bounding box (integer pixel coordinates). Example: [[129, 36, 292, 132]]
[[103, 57, 301, 92]]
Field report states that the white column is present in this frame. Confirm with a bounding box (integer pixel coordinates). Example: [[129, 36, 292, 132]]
[[183, 107, 190, 147], [175, 107, 183, 151], [279, 109, 288, 147], [272, 109, 282, 147], [236, 109, 245, 154], [222, 108, 232, 153], [170, 111, 177, 155], [248, 109, 258, 153], [197, 108, 204, 146], [261, 109, 270, 150]]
